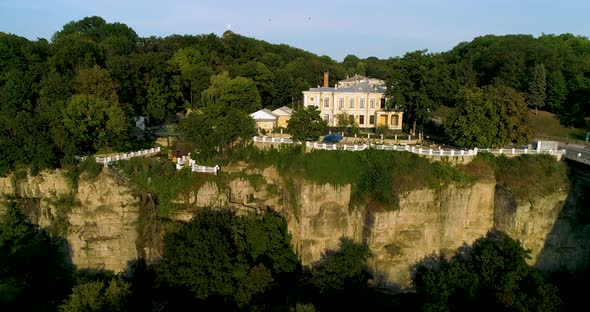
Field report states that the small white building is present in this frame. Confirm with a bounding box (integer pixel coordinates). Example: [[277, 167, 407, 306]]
[[250, 109, 278, 133]]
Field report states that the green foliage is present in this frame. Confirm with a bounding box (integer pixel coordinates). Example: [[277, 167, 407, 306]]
[[0, 203, 72, 310], [336, 113, 361, 136], [155, 208, 298, 309], [413, 231, 561, 311], [63, 94, 128, 153], [115, 157, 221, 216], [59, 277, 130, 312], [387, 50, 455, 135], [287, 106, 328, 143], [445, 85, 532, 147], [46, 193, 77, 237], [528, 63, 547, 113], [492, 154, 568, 204], [311, 238, 370, 293], [223, 145, 481, 211]]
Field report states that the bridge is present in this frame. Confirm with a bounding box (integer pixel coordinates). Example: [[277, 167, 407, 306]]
[[564, 145, 590, 181]]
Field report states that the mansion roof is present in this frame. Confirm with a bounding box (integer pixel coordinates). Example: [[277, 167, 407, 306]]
[[305, 81, 386, 94]]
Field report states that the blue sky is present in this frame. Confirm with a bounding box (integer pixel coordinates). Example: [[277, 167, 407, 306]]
[[1, 0, 589, 61]]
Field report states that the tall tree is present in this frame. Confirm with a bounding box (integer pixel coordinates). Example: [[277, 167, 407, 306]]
[[528, 63, 547, 114], [546, 70, 568, 113], [387, 50, 453, 135], [445, 85, 532, 147], [286, 106, 328, 145]]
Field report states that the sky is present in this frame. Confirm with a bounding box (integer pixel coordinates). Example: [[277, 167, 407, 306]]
[[1, 0, 590, 61]]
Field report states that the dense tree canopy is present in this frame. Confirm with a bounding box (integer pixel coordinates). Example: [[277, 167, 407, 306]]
[[287, 106, 328, 144], [413, 231, 561, 311], [1, 15, 590, 173], [445, 85, 532, 147]]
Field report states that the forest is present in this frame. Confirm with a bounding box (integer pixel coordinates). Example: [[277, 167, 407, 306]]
[[1, 16, 590, 174]]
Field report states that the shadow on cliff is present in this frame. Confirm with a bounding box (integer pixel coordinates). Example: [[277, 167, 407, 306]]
[[534, 160, 590, 309]]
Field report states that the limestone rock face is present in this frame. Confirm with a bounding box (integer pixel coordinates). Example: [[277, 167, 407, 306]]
[[366, 183, 495, 287], [279, 183, 360, 266], [495, 186, 590, 272], [67, 172, 139, 272], [0, 171, 70, 227]]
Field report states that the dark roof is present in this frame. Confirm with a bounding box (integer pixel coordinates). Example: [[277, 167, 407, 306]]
[[306, 81, 386, 93]]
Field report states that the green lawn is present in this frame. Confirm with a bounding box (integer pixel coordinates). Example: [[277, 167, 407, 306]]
[[527, 109, 589, 142], [432, 106, 589, 143]]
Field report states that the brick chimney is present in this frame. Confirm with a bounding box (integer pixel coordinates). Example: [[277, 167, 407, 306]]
[[323, 72, 329, 88]]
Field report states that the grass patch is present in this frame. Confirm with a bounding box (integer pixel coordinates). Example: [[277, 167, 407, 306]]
[[491, 154, 568, 205], [115, 158, 222, 217], [46, 193, 77, 237], [528, 109, 588, 141], [220, 145, 483, 211]]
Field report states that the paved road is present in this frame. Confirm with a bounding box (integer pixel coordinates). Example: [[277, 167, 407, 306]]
[[565, 146, 590, 166]]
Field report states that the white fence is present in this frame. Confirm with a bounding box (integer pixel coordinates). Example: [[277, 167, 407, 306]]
[[77, 147, 161, 166], [252, 136, 566, 159], [175, 155, 219, 175]]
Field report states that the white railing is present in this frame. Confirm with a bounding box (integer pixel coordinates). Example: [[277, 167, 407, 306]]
[[251, 136, 566, 159], [252, 136, 296, 144], [175, 155, 219, 175], [77, 147, 161, 166]]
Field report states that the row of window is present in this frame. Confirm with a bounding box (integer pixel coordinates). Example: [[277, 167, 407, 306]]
[[324, 114, 376, 125], [309, 97, 378, 109]]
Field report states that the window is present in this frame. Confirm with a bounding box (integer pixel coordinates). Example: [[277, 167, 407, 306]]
[[349, 98, 355, 109], [380, 98, 386, 109], [370, 98, 376, 109], [324, 97, 330, 108], [369, 115, 375, 125], [392, 115, 398, 126], [324, 114, 330, 122], [360, 98, 365, 108], [339, 98, 344, 109], [359, 115, 365, 125]]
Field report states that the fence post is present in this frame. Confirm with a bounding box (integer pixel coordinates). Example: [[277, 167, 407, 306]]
[[440, 150, 444, 156], [451, 150, 455, 156], [460, 150, 465, 156], [418, 148, 423, 154], [354, 145, 358, 151], [499, 148, 503, 154], [280, 137, 284, 143], [367, 133, 370, 139], [524, 148, 528, 154], [363, 144, 367, 150], [394, 134, 397, 141], [333, 144, 337, 150], [429, 149, 433, 155], [474, 148, 478, 155], [381, 134, 384, 141], [323, 143, 326, 149]]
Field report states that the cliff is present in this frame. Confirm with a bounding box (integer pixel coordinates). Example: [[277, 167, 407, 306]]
[[0, 165, 586, 289]]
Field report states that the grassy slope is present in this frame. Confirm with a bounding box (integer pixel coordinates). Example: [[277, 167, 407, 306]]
[[431, 106, 589, 142]]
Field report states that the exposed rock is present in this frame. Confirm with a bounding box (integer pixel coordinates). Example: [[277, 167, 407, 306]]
[[67, 171, 139, 272]]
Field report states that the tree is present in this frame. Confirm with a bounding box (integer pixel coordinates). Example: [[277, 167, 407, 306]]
[[201, 72, 261, 113], [311, 238, 370, 294], [59, 277, 130, 312], [546, 70, 567, 113], [0, 203, 71, 310], [528, 63, 547, 114], [387, 50, 454, 135], [155, 209, 298, 309], [336, 113, 360, 136], [287, 106, 328, 145], [63, 94, 128, 153], [413, 231, 561, 311], [445, 85, 532, 147]]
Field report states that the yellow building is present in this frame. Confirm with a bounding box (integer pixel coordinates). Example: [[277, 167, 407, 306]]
[[302, 74, 403, 130], [250, 109, 277, 133], [271, 106, 293, 128]]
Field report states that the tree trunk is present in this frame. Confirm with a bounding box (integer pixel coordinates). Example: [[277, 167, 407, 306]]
[[412, 119, 417, 136]]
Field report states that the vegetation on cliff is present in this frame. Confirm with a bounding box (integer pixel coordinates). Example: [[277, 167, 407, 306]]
[[413, 231, 561, 311], [0, 203, 572, 311]]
